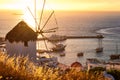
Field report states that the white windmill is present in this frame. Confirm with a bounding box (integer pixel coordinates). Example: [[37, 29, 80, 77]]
[[5, 0, 58, 64]]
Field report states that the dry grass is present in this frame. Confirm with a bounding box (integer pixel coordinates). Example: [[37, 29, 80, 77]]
[[0, 52, 107, 80]]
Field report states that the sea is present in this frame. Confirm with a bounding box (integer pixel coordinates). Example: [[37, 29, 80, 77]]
[[0, 10, 120, 66]]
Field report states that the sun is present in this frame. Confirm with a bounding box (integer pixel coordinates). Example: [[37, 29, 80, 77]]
[[22, 0, 54, 31]]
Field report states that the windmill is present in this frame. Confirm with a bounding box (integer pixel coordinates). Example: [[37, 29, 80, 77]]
[[5, 0, 58, 63]]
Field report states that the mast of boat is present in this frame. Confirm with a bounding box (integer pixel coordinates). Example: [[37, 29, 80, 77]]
[[116, 42, 118, 54], [96, 34, 103, 53], [96, 34, 103, 48], [97, 37, 102, 49]]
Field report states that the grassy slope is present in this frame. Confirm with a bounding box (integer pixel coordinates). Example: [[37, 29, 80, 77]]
[[0, 52, 107, 80]]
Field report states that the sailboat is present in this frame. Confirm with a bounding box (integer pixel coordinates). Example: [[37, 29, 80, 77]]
[[96, 34, 103, 53], [51, 43, 66, 52], [96, 47, 103, 53], [48, 34, 67, 42], [110, 43, 120, 60]]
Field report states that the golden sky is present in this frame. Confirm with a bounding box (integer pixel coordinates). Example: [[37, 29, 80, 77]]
[[0, 0, 120, 11]]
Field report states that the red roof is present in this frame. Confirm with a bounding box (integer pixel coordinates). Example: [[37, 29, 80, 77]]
[[71, 62, 82, 67]]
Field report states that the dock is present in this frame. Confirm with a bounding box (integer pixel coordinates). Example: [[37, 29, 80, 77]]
[[37, 34, 104, 41], [0, 35, 104, 41], [66, 35, 104, 39]]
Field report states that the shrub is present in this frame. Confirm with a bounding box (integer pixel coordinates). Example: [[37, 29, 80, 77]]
[[0, 52, 107, 80], [107, 69, 120, 80]]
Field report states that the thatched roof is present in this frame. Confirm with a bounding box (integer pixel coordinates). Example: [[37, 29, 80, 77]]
[[5, 21, 37, 44]]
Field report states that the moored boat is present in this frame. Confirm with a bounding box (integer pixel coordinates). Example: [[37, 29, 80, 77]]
[[77, 52, 84, 57], [37, 53, 58, 67], [110, 54, 120, 60], [60, 52, 65, 56], [48, 34, 67, 42], [110, 43, 120, 60], [96, 47, 103, 53], [52, 44, 66, 52]]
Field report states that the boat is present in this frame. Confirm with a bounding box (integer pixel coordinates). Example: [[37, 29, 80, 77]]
[[37, 53, 58, 67], [110, 54, 120, 60], [96, 34, 103, 53], [86, 58, 106, 70], [52, 44, 66, 51], [60, 52, 65, 56], [48, 34, 67, 42], [77, 52, 84, 57], [96, 47, 103, 53], [110, 43, 120, 60]]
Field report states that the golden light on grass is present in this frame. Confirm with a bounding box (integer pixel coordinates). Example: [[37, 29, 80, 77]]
[[0, 52, 108, 80]]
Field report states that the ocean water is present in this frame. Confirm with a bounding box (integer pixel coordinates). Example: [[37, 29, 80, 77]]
[[1, 10, 120, 66]]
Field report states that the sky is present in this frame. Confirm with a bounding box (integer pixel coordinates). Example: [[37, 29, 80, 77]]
[[0, 0, 120, 11]]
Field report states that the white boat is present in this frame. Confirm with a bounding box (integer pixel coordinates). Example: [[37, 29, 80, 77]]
[[52, 44, 66, 51], [48, 34, 67, 42], [36, 53, 58, 67]]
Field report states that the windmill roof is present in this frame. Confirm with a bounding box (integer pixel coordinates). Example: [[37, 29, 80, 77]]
[[5, 21, 37, 43]]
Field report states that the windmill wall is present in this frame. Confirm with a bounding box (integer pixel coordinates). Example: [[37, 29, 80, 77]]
[[6, 40, 37, 62]]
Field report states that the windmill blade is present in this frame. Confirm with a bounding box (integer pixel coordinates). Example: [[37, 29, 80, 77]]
[[40, 33, 48, 50], [38, 0, 46, 31], [27, 7, 38, 30], [52, 9, 59, 29], [41, 10, 54, 31]]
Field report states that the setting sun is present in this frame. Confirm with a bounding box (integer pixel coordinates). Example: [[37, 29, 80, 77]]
[[1, 0, 120, 30], [0, 0, 120, 11]]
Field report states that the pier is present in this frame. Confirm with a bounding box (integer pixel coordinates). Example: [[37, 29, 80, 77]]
[[0, 35, 104, 42], [66, 35, 104, 39], [37, 34, 104, 41]]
